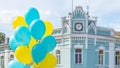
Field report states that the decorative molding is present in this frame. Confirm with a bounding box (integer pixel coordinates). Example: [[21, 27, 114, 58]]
[[86, 36, 88, 49], [109, 41, 115, 68], [74, 44, 83, 64], [99, 45, 105, 50], [72, 19, 86, 21], [54, 46, 61, 51], [74, 43, 83, 48], [116, 48, 120, 51], [55, 33, 115, 42]]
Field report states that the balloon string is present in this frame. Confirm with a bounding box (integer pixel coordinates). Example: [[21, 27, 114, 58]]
[[27, 46, 29, 48], [29, 61, 34, 65], [26, 64, 28, 68], [38, 40, 40, 43], [36, 63, 38, 65]]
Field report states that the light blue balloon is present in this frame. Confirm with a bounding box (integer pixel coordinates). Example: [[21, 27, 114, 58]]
[[14, 26, 31, 46], [41, 36, 56, 53], [32, 43, 47, 64], [30, 19, 45, 40], [8, 59, 26, 68], [25, 7, 40, 25], [9, 35, 21, 51]]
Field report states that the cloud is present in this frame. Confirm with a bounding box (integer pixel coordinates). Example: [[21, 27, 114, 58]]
[[0, 23, 13, 37], [0, 10, 24, 24], [83, 0, 120, 31], [108, 23, 120, 31], [93, 0, 120, 16], [38, 9, 61, 28], [40, 9, 52, 18], [0, 9, 59, 24], [0, 0, 120, 37]]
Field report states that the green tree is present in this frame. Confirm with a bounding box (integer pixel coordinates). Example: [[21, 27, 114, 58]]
[[0, 32, 5, 43]]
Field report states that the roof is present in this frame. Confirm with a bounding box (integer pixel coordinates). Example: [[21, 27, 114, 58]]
[[53, 28, 62, 35], [97, 26, 114, 31], [114, 31, 120, 38]]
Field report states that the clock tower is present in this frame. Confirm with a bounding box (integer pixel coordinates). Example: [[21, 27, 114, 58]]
[[60, 6, 89, 34], [71, 6, 88, 34]]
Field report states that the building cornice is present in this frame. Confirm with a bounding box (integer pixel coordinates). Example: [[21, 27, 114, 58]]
[[54, 34, 116, 41]]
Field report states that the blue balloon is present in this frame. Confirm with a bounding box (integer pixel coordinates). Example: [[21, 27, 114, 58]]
[[32, 43, 47, 63], [9, 35, 21, 51], [25, 8, 40, 25], [14, 26, 31, 46], [8, 59, 26, 68], [30, 19, 45, 40], [41, 36, 56, 53]]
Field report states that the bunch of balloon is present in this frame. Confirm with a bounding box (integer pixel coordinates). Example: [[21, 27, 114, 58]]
[[8, 8, 57, 68]]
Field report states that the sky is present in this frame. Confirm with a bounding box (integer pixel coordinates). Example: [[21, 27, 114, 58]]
[[0, 0, 120, 37]]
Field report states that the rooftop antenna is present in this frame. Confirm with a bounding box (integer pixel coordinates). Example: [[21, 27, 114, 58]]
[[72, 0, 73, 12], [87, 6, 89, 15]]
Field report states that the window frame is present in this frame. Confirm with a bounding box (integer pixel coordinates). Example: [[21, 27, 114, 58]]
[[74, 48, 83, 64], [98, 49, 104, 65], [8, 54, 14, 62], [56, 50, 61, 65], [0, 55, 5, 68], [115, 51, 120, 65]]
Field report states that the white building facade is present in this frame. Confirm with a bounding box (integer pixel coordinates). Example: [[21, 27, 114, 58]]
[[0, 44, 14, 68]]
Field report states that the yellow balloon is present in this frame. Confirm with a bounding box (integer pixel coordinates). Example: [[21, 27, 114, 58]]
[[15, 46, 32, 64], [13, 16, 29, 29], [43, 20, 53, 37], [29, 37, 38, 49], [32, 53, 57, 68]]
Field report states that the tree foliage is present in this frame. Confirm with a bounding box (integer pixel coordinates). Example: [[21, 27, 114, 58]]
[[0, 32, 5, 43]]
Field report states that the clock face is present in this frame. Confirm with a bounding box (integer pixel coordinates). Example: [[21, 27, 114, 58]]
[[75, 23, 83, 31]]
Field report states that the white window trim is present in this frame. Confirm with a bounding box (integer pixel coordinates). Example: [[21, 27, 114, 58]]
[[116, 48, 120, 52], [74, 44, 83, 49], [56, 50, 61, 65], [99, 50, 104, 65], [98, 45, 105, 66], [74, 44, 83, 64], [0, 55, 4, 68], [115, 50, 120, 65], [99, 45, 105, 50], [57, 53, 61, 64]]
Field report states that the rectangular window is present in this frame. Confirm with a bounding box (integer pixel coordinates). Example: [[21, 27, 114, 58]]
[[9, 55, 14, 62], [79, 54, 82, 63], [75, 54, 78, 63], [75, 49, 82, 64], [115, 51, 120, 65], [118, 56, 120, 65], [99, 50, 104, 65], [0, 56, 4, 68], [56, 50, 61, 65]]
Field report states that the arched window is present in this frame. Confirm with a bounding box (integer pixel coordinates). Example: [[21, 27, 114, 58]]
[[115, 51, 120, 65], [56, 50, 61, 64], [75, 48, 82, 64], [99, 50, 104, 65]]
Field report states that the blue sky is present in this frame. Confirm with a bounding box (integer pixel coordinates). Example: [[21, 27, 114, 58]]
[[0, 0, 120, 37]]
